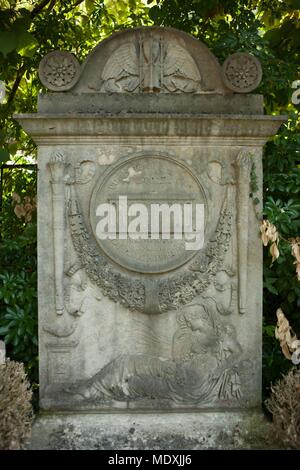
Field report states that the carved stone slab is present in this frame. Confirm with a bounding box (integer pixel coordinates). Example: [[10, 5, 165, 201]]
[[15, 26, 286, 447]]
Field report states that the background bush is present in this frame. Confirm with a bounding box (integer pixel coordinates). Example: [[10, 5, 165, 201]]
[[266, 367, 300, 449], [0, 165, 38, 400], [0, 0, 299, 406], [0, 357, 33, 449]]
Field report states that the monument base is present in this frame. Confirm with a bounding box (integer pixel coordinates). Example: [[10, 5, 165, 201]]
[[28, 410, 277, 450]]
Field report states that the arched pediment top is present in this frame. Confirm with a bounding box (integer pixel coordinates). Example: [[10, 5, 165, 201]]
[[74, 27, 228, 94], [38, 26, 263, 99]]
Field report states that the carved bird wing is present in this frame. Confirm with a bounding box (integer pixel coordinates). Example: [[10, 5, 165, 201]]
[[101, 43, 139, 82], [163, 43, 201, 83]]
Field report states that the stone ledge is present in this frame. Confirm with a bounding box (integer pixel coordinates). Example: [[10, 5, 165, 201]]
[[28, 411, 279, 450], [14, 114, 286, 145], [37, 93, 264, 115]]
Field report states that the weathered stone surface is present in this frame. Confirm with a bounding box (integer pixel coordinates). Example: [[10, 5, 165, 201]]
[[37, 93, 264, 115], [15, 26, 286, 449], [38, 51, 81, 91], [29, 411, 277, 450], [221, 53, 262, 93]]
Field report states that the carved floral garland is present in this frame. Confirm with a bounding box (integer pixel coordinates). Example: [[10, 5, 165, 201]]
[[158, 187, 233, 311], [68, 186, 232, 313]]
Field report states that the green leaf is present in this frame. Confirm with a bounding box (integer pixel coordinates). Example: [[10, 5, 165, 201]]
[[8, 142, 18, 156], [288, 291, 296, 303], [149, 5, 161, 22], [264, 28, 282, 47], [16, 31, 38, 57], [265, 283, 278, 295], [12, 16, 32, 34], [289, 0, 300, 8], [0, 326, 9, 335], [263, 325, 275, 337], [0, 31, 18, 56], [0, 148, 10, 164], [85, 0, 95, 13], [290, 28, 300, 47]]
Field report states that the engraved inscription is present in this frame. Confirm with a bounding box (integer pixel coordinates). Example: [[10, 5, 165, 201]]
[[90, 155, 207, 274]]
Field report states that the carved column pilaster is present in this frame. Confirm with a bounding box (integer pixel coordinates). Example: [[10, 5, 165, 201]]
[[49, 152, 66, 315], [235, 150, 253, 314]]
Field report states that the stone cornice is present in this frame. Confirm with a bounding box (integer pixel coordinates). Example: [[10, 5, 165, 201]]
[[14, 113, 286, 146]]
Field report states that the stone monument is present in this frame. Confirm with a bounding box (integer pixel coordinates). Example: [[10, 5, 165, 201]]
[[16, 27, 286, 449]]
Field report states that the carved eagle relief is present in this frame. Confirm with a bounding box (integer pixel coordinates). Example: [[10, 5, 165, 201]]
[[162, 42, 202, 93], [101, 43, 140, 93], [100, 36, 202, 94]]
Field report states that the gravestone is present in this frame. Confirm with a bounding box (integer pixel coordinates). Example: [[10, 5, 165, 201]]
[[16, 27, 286, 449]]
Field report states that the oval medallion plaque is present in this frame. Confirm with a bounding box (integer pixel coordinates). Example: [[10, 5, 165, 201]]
[[90, 155, 207, 274]]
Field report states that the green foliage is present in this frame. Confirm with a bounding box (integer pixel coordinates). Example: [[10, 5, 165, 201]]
[[0, 0, 151, 165], [0, 237, 38, 403], [262, 110, 300, 391], [263, 321, 292, 404], [0, 165, 37, 236], [0, 166, 37, 392], [0, 0, 299, 402]]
